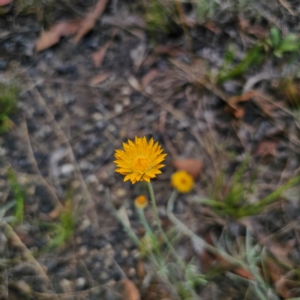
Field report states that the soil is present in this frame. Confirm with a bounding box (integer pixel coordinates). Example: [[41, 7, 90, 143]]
[[1, 1, 300, 299]]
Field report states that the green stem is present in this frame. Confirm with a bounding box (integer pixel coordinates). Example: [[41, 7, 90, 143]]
[[137, 208, 153, 236], [167, 189, 250, 271], [147, 182, 185, 269]]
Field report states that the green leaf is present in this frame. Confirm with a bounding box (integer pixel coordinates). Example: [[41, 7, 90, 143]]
[[270, 27, 281, 49]]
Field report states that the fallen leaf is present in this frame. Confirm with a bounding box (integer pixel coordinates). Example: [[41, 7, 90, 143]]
[[228, 90, 255, 106], [153, 45, 185, 57], [90, 72, 112, 85], [123, 279, 140, 300], [173, 159, 203, 179], [0, 0, 12, 5], [225, 91, 255, 118], [48, 205, 62, 219], [202, 21, 220, 34], [73, 0, 109, 44], [238, 18, 268, 39], [35, 21, 80, 52], [92, 41, 111, 67], [224, 105, 245, 119], [256, 140, 278, 157], [265, 258, 293, 298], [127, 75, 143, 92], [137, 259, 145, 279], [141, 69, 159, 89], [91, 28, 117, 67]]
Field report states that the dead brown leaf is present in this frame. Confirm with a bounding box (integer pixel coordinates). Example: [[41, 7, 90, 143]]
[[202, 21, 220, 34], [89, 72, 112, 85], [173, 159, 203, 179], [225, 91, 255, 118], [141, 69, 159, 89], [91, 28, 117, 67], [265, 258, 294, 298], [256, 140, 278, 157], [137, 259, 145, 279], [0, 0, 11, 5], [0, 0, 12, 5], [123, 279, 140, 300], [153, 45, 185, 57], [239, 18, 268, 39], [73, 0, 109, 44], [228, 91, 255, 106], [224, 105, 245, 119], [35, 21, 80, 52], [48, 205, 62, 219], [91, 41, 111, 67]]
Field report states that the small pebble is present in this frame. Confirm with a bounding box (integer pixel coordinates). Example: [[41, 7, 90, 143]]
[[114, 103, 123, 113], [92, 112, 103, 121], [60, 279, 72, 293], [79, 246, 88, 256], [86, 174, 98, 184], [116, 188, 127, 198], [0, 147, 7, 156], [79, 160, 93, 171], [121, 249, 129, 258], [128, 267, 136, 277], [60, 164, 75, 176], [76, 277, 86, 290], [99, 271, 109, 281], [107, 124, 116, 132], [122, 97, 131, 106], [79, 218, 91, 231], [97, 184, 104, 192]]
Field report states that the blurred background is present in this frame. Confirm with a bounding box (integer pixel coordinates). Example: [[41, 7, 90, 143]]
[[1, 0, 300, 299]]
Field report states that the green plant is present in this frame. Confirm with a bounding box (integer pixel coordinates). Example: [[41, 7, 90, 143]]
[[7, 169, 24, 224], [267, 27, 300, 58], [217, 44, 265, 84], [196, 158, 300, 218], [47, 198, 75, 249], [0, 83, 18, 133], [196, 0, 217, 23], [0, 201, 17, 224], [143, 0, 176, 34]]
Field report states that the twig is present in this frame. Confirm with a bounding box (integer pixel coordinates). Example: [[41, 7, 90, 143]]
[[26, 75, 99, 228], [22, 120, 63, 211], [2, 221, 59, 300]]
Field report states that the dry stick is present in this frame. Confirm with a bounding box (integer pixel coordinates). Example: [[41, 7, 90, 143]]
[[22, 120, 63, 211], [174, 0, 192, 54], [26, 76, 99, 228], [278, 0, 296, 16], [3, 221, 59, 300]]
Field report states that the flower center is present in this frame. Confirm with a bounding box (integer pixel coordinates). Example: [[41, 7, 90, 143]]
[[132, 155, 151, 173]]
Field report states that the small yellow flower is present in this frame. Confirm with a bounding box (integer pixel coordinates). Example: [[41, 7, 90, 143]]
[[114, 136, 166, 184], [171, 170, 194, 193], [134, 195, 148, 209]]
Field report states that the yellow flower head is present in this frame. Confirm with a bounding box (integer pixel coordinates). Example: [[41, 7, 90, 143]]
[[134, 195, 148, 209], [114, 136, 166, 184], [171, 170, 194, 193]]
